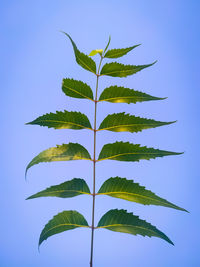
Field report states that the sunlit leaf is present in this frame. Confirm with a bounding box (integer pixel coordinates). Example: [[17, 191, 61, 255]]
[[26, 143, 91, 176], [39, 210, 89, 247], [98, 141, 182, 162], [104, 45, 140, 59], [99, 86, 166, 104], [97, 209, 174, 245], [98, 112, 175, 133], [62, 32, 96, 74], [62, 78, 94, 101], [27, 178, 91, 200], [100, 61, 156, 78], [97, 177, 187, 211]]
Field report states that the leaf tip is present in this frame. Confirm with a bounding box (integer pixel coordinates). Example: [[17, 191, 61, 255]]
[[25, 168, 28, 180], [168, 239, 174, 246], [60, 30, 67, 35], [38, 243, 41, 253], [183, 208, 189, 213], [168, 120, 177, 125]]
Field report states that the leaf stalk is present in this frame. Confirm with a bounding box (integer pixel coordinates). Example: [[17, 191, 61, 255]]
[[90, 55, 103, 267]]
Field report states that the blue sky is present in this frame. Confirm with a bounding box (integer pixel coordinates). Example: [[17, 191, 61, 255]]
[[1, 1, 200, 266]]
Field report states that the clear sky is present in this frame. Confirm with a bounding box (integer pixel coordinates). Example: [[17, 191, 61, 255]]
[[1, 0, 200, 266]]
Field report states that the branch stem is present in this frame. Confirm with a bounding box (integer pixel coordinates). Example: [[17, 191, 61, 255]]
[[90, 56, 103, 267]]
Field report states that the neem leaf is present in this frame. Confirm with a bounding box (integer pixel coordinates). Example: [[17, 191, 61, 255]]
[[98, 141, 182, 162], [99, 86, 166, 104], [104, 45, 140, 59], [89, 49, 103, 56], [98, 112, 175, 133], [39, 210, 89, 247], [62, 32, 96, 74], [62, 78, 94, 101], [97, 209, 174, 245], [27, 178, 91, 199], [26, 110, 92, 130], [104, 35, 111, 53], [26, 143, 91, 176], [100, 61, 156, 78], [98, 177, 187, 212]]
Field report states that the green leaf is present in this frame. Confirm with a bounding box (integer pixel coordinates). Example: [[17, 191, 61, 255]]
[[104, 45, 140, 59], [99, 86, 166, 104], [26, 110, 92, 130], [26, 143, 91, 176], [100, 61, 156, 78], [89, 49, 103, 56], [97, 209, 174, 245], [104, 35, 111, 53], [27, 178, 91, 200], [97, 177, 187, 212], [39, 210, 89, 247], [98, 112, 175, 133], [98, 141, 182, 162], [62, 78, 94, 101], [62, 32, 96, 74]]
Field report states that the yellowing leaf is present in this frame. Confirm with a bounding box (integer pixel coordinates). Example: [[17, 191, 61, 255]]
[[26, 143, 91, 177], [89, 49, 103, 56]]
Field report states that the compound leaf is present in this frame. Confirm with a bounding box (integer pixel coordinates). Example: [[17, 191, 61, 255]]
[[62, 32, 96, 74], [97, 177, 187, 212], [39, 210, 89, 247], [98, 141, 182, 162], [62, 78, 94, 101], [97, 209, 173, 245], [99, 86, 166, 104], [100, 61, 156, 78], [98, 112, 175, 133], [104, 45, 140, 59], [26, 143, 91, 176], [26, 110, 92, 130], [27, 178, 91, 200]]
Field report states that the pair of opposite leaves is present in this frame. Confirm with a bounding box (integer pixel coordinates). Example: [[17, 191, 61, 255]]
[[26, 32, 186, 248]]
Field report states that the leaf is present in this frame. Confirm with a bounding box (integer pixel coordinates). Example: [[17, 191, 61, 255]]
[[98, 141, 182, 162], [104, 45, 140, 59], [99, 86, 166, 104], [62, 32, 96, 74], [100, 61, 156, 78], [97, 209, 173, 245], [26, 110, 92, 130], [104, 35, 111, 53], [26, 143, 91, 176], [98, 112, 175, 133], [27, 178, 91, 200], [62, 78, 94, 101], [39, 210, 89, 247], [97, 177, 187, 212], [89, 49, 103, 56]]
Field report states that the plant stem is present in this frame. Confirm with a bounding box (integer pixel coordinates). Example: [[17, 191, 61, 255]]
[[90, 56, 103, 267]]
